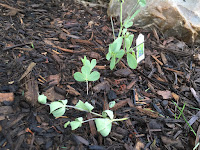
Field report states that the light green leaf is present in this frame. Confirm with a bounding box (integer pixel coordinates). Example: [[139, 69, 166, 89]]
[[81, 56, 90, 66], [125, 37, 131, 51], [122, 28, 127, 35], [129, 9, 140, 20], [75, 100, 93, 112], [76, 117, 83, 122], [124, 21, 133, 29], [90, 59, 96, 70], [126, 34, 134, 50], [50, 101, 64, 114], [109, 101, 116, 108], [84, 102, 94, 112], [139, 0, 146, 7], [38, 94, 47, 104], [59, 99, 68, 105], [74, 72, 85, 82], [127, 52, 137, 69], [51, 107, 66, 118], [109, 37, 123, 53], [81, 66, 91, 77], [88, 71, 100, 81], [70, 117, 83, 130], [102, 110, 114, 119], [95, 118, 112, 137], [64, 121, 70, 128], [127, 47, 133, 53], [106, 52, 112, 61], [110, 56, 116, 70], [116, 50, 125, 59]]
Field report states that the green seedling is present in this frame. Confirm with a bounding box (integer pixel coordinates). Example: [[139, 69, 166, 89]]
[[107, 0, 146, 70], [38, 95, 128, 137], [74, 56, 100, 95]]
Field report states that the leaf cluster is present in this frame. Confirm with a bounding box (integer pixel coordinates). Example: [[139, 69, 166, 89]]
[[38, 94, 127, 137], [106, 0, 146, 70], [74, 56, 100, 82]]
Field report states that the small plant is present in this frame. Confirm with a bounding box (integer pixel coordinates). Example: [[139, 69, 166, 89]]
[[74, 56, 100, 95], [106, 0, 146, 70], [38, 95, 128, 137]]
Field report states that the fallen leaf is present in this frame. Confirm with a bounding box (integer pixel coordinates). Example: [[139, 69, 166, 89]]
[[157, 90, 172, 99]]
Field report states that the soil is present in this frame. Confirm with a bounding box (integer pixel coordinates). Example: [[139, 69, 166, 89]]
[[0, 0, 200, 150]]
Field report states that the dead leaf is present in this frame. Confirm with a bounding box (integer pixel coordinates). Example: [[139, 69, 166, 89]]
[[157, 90, 172, 99], [43, 87, 65, 101], [171, 92, 179, 101], [93, 81, 110, 93]]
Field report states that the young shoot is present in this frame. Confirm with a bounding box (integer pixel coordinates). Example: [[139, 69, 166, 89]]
[[74, 56, 100, 95], [106, 0, 146, 70], [38, 94, 127, 137]]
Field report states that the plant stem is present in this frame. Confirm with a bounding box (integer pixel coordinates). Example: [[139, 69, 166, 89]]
[[118, 2, 123, 38], [65, 105, 103, 117], [120, 2, 123, 27], [86, 81, 88, 95], [90, 112, 103, 117], [112, 118, 128, 122], [82, 118, 98, 123], [110, 16, 115, 40]]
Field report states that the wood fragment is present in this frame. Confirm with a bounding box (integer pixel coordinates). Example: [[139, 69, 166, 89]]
[[18, 62, 36, 81], [0, 93, 14, 102], [163, 67, 184, 76], [160, 52, 168, 64], [151, 55, 163, 66], [72, 39, 95, 46]]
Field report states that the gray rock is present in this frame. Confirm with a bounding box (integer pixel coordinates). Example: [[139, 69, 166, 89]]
[[108, 0, 200, 44]]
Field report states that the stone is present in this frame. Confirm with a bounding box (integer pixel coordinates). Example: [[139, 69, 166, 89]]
[[107, 0, 200, 44]]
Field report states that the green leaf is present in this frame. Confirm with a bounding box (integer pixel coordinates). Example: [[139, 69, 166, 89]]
[[126, 34, 134, 50], [64, 121, 70, 128], [59, 99, 68, 105], [90, 59, 96, 70], [127, 47, 133, 53], [106, 52, 112, 61], [88, 71, 100, 81], [125, 37, 131, 51], [70, 117, 83, 130], [116, 50, 125, 59], [138, 0, 146, 7], [38, 94, 47, 104], [110, 56, 116, 70], [75, 100, 94, 112], [49, 100, 68, 117], [51, 107, 66, 118], [129, 9, 140, 20], [95, 118, 112, 137], [81, 66, 90, 77], [84, 102, 94, 112], [102, 110, 114, 119], [50, 101, 64, 114], [127, 52, 137, 69], [109, 37, 123, 53], [122, 28, 127, 35], [74, 72, 85, 82], [124, 21, 133, 29], [82, 56, 90, 66], [109, 101, 116, 108]]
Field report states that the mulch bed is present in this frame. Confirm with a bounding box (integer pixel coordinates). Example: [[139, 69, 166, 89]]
[[0, 0, 200, 149]]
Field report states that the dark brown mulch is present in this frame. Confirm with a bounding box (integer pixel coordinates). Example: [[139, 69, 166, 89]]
[[0, 0, 200, 149]]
